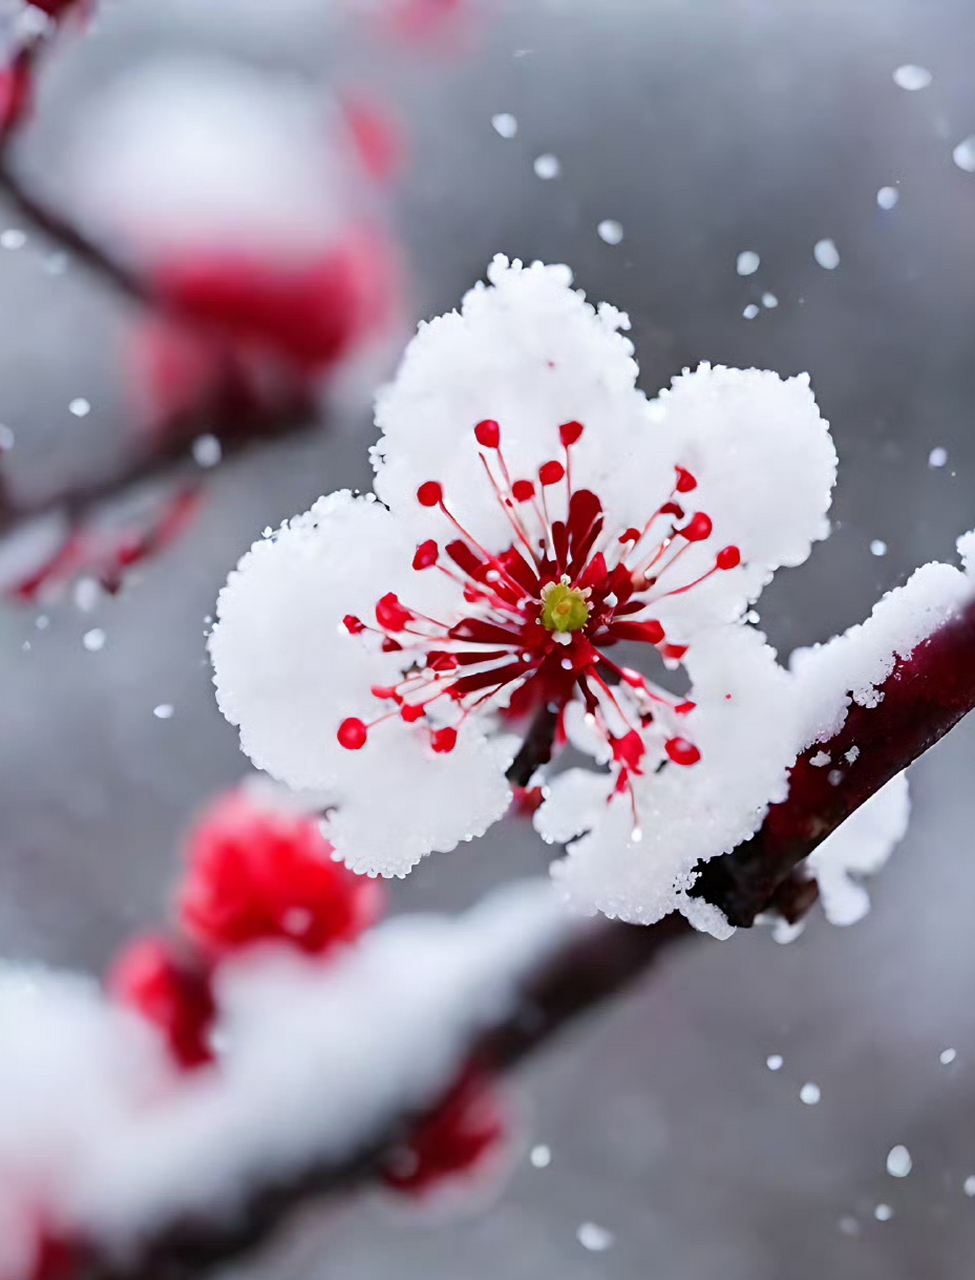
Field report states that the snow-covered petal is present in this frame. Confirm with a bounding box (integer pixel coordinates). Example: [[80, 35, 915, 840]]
[[371, 256, 676, 551], [209, 491, 512, 876], [806, 772, 910, 926], [542, 627, 800, 930]]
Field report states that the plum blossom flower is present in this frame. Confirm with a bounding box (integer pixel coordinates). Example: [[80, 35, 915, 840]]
[[210, 257, 837, 930]]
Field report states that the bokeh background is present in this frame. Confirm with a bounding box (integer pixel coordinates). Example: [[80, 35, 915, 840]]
[[1, 0, 975, 1276]]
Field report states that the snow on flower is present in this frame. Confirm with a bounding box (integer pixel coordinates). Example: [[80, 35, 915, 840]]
[[211, 257, 839, 930]]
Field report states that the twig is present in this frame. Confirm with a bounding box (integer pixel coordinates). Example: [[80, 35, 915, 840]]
[[79, 595, 975, 1280]]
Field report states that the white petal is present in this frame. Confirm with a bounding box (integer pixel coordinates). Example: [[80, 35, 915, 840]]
[[210, 491, 513, 875], [372, 256, 674, 551], [545, 628, 801, 926], [806, 772, 910, 926], [649, 364, 837, 637]]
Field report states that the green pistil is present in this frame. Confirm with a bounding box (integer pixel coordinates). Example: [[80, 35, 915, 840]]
[[541, 580, 591, 633]]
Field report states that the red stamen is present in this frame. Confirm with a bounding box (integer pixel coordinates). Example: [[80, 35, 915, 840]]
[[512, 479, 535, 502], [338, 718, 368, 749], [401, 704, 427, 723], [680, 512, 713, 543], [716, 545, 741, 569], [675, 466, 697, 493], [417, 481, 443, 507], [474, 419, 501, 449], [665, 737, 701, 766], [431, 726, 458, 753], [413, 539, 439, 570], [559, 420, 584, 447], [344, 614, 365, 634], [539, 460, 565, 486]]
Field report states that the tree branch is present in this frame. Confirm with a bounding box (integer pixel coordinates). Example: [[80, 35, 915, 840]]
[[78, 594, 975, 1280]]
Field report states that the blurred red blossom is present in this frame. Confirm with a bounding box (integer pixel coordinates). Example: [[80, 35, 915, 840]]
[[109, 935, 216, 1070]]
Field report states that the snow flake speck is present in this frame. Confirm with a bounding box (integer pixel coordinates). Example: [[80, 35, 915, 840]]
[[886, 1144, 912, 1178], [940, 1047, 957, 1065], [193, 434, 223, 468], [762, 292, 778, 309], [577, 1222, 614, 1252], [799, 1081, 821, 1105], [533, 154, 560, 180], [953, 137, 975, 173], [153, 704, 175, 720], [964, 1175, 975, 1197], [810, 751, 830, 767], [0, 424, 13, 450], [529, 1143, 551, 1168], [766, 1053, 784, 1071], [742, 304, 760, 320], [597, 219, 624, 246], [491, 113, 518, 139], [736, 250, 760, 276], [69, 398, 92, 418], [0, 228, 26, 250], [813, 239, 840, 270], [82, 628, 106, 652], [893, 64, 932, 91], [928, 446, 948, 468], [870, 539, 888, 557], [877, 186, 899, 210], [874, 1203, 894, 1222], [839, 1215, 860, 1237]]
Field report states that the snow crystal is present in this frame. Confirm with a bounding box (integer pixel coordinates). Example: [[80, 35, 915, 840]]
[[69, 398, 91, 418], [491, 113, 518, 138], [766, 1054, 784, 1071], [576, 1222, 614, 1252], [597, 219, 624, 245], [529, 1144, 551, 1168], [893, 65, 932, 91], [736, 250, 760, 276], [0, 229, 26, 250], [886, 1144, 912, 1178], [83, 628, 106, 652], [813, 239, 840, 270], [799, 1081, 821, 1105], [762, 292, 778, 308], [533, 154, 561, 179], [874, 1203, 893, 1221], [964, 1176, 975, 1197], [953, 137, 975, 173], [810, 751, 830, 767], [0, 882, 567, 1256], [192, 434, 222, 468], [742, 303, 760, 320], [870, 539, 887, 557], [153, 704, 174, 720], [929, 446, 948, 468], [877, 186, 899, 210], [940, 1047, 957, 1065]]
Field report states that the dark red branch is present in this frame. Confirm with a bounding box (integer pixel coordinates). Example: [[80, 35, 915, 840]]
[[76, 593, 975, 1280]]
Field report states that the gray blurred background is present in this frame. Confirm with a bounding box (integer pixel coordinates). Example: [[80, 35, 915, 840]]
[[2, 0, 975, 1275]]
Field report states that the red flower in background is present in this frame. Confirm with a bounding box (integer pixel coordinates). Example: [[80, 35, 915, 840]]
[[109, 935, 216, 1069], [178, 788, 383, 958]]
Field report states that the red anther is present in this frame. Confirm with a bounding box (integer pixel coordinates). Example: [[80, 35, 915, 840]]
[[665, 737, 701, 766], [559, 419, 584, 447], [401, 704, 426, 723], [680, 512, 713, 542], [413, 539, 439, 570], [675, 466, 697, 493], [431, 726, 458, 753], [343, 614, 365, 634], [109, 935, 215, 1070], [338, 717, 368, 749], [376, 592, 413, 631], [675, 700, 696, 715], [474, 419, 501, 448], [417, 480, 443, 507], [716, 545, 741, 570], [381, 636, 403, 652], [539, 460, 565, 486], [512, 479, 536, 502], [619, 528, 641, 543], [178, 788, 382, 959], [371, 684, 402, 701], [661, 643, 688, 662], [613, 730, 646, 771], [659, 502, 684, 519]]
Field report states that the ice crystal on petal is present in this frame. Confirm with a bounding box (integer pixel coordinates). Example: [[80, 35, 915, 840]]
[[212, 258, 841, 922]]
